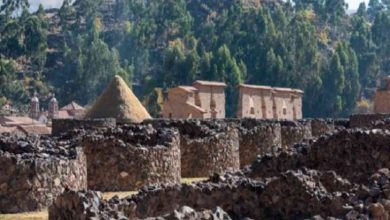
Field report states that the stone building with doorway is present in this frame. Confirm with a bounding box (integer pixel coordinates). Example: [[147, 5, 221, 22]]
[[237, 84, 303, 120], [374, 76, 390, 114], [162, 81, 226, 119]]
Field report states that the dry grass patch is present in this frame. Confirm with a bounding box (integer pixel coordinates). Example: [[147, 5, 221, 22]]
[[0, 210, 48, 220]]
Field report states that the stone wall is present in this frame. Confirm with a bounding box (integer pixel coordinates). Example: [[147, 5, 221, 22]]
[[145, 120, 240, 178], [49, 127, 390, 220], [248, 129, 390, 184], [178, 120, 239, 177], [49, 170, 351, 220], [52, 118, 116, 136], [349, 114, 390, 128], [280, 120, 312, 148], [237, 119, 281, 168], [83, 124, 181, 191], [0, 134, 87, 213], [310, 119, 336, 137]]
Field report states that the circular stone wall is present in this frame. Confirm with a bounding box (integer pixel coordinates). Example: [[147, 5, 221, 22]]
[[178, 121, 240, 178], [238, 119, 281, 168], [83, 125, 181, 191], [0, 135, 87, 213]]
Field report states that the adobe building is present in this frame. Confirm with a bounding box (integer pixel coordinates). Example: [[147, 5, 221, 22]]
[[374, 76, 390, 114], [163, 80, 226, 119], [237, 84, 303, 120]]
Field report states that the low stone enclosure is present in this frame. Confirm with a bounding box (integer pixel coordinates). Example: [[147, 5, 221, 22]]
[[49, 129, 390, 220], [83, 124, 181, 191], [3, 114, 387, 214], [0, 134, 87, 213], [144, 120, 241, 177]]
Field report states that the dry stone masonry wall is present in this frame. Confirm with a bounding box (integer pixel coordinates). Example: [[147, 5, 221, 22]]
[[49, 127, 390, 220], [350, 114, 390, 128], [0, 134, 87, 213], [83, 124, 181, 191], [52, 118, 116, 136], [237, 119, 281, 168], [280, 120, 312, 148], [310, 119, 336, 137], [144, 119, 240, 178], [248, 129, 390, 184]]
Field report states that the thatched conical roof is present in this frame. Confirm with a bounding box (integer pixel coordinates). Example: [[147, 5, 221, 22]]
[[85, 75, 151, 123]]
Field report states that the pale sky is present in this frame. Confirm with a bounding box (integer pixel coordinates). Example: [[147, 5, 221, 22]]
[[29, 0, 370, 11]]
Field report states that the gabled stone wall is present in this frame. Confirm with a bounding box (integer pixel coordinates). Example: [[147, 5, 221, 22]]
[[83, 124, 181, 191], [0, 134, 87, 213]]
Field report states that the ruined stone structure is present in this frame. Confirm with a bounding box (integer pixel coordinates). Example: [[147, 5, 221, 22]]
[[237, 84, 304, 120], [178, 121, 239, 177], [248, 129, 390, 184], [51, 118, 116, 136], [350, 113, 390, 128], [374, 76, 390, 114], [310, 119, 336, 137], [0, 135, 87, 213], [145, 120, 240, 178], [280, 120, 312, 148], [49, 128, 390, 220], [163, 81, 226, 119], [237, 119, 282, 168], [83, 124, 181, 191]]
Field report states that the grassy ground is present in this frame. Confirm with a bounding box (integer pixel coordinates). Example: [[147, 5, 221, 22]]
[[0, 178, 208, 220]]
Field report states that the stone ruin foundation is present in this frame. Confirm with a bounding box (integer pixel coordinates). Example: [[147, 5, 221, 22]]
[[49, 128, 390, 219], [83, 124, 181, 191], [237, 119, 281, 168], [0, 134, 87, 213]]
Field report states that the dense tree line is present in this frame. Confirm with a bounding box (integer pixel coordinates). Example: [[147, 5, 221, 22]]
[[1, 0, 390, 117]]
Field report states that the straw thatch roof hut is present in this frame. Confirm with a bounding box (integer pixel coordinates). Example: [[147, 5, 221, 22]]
[[85, 75, 151, 123]]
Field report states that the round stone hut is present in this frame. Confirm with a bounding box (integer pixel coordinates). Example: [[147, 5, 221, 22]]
[[83, 124, 181, 191], [237, 119, 281, 168], [0, 135, 87, 213]]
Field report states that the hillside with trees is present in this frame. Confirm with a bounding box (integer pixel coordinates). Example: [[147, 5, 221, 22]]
[[0, 0, 389, 117]]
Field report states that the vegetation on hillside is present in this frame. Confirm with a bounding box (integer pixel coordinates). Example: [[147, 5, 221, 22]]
[[1, 0, 390, 117]]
